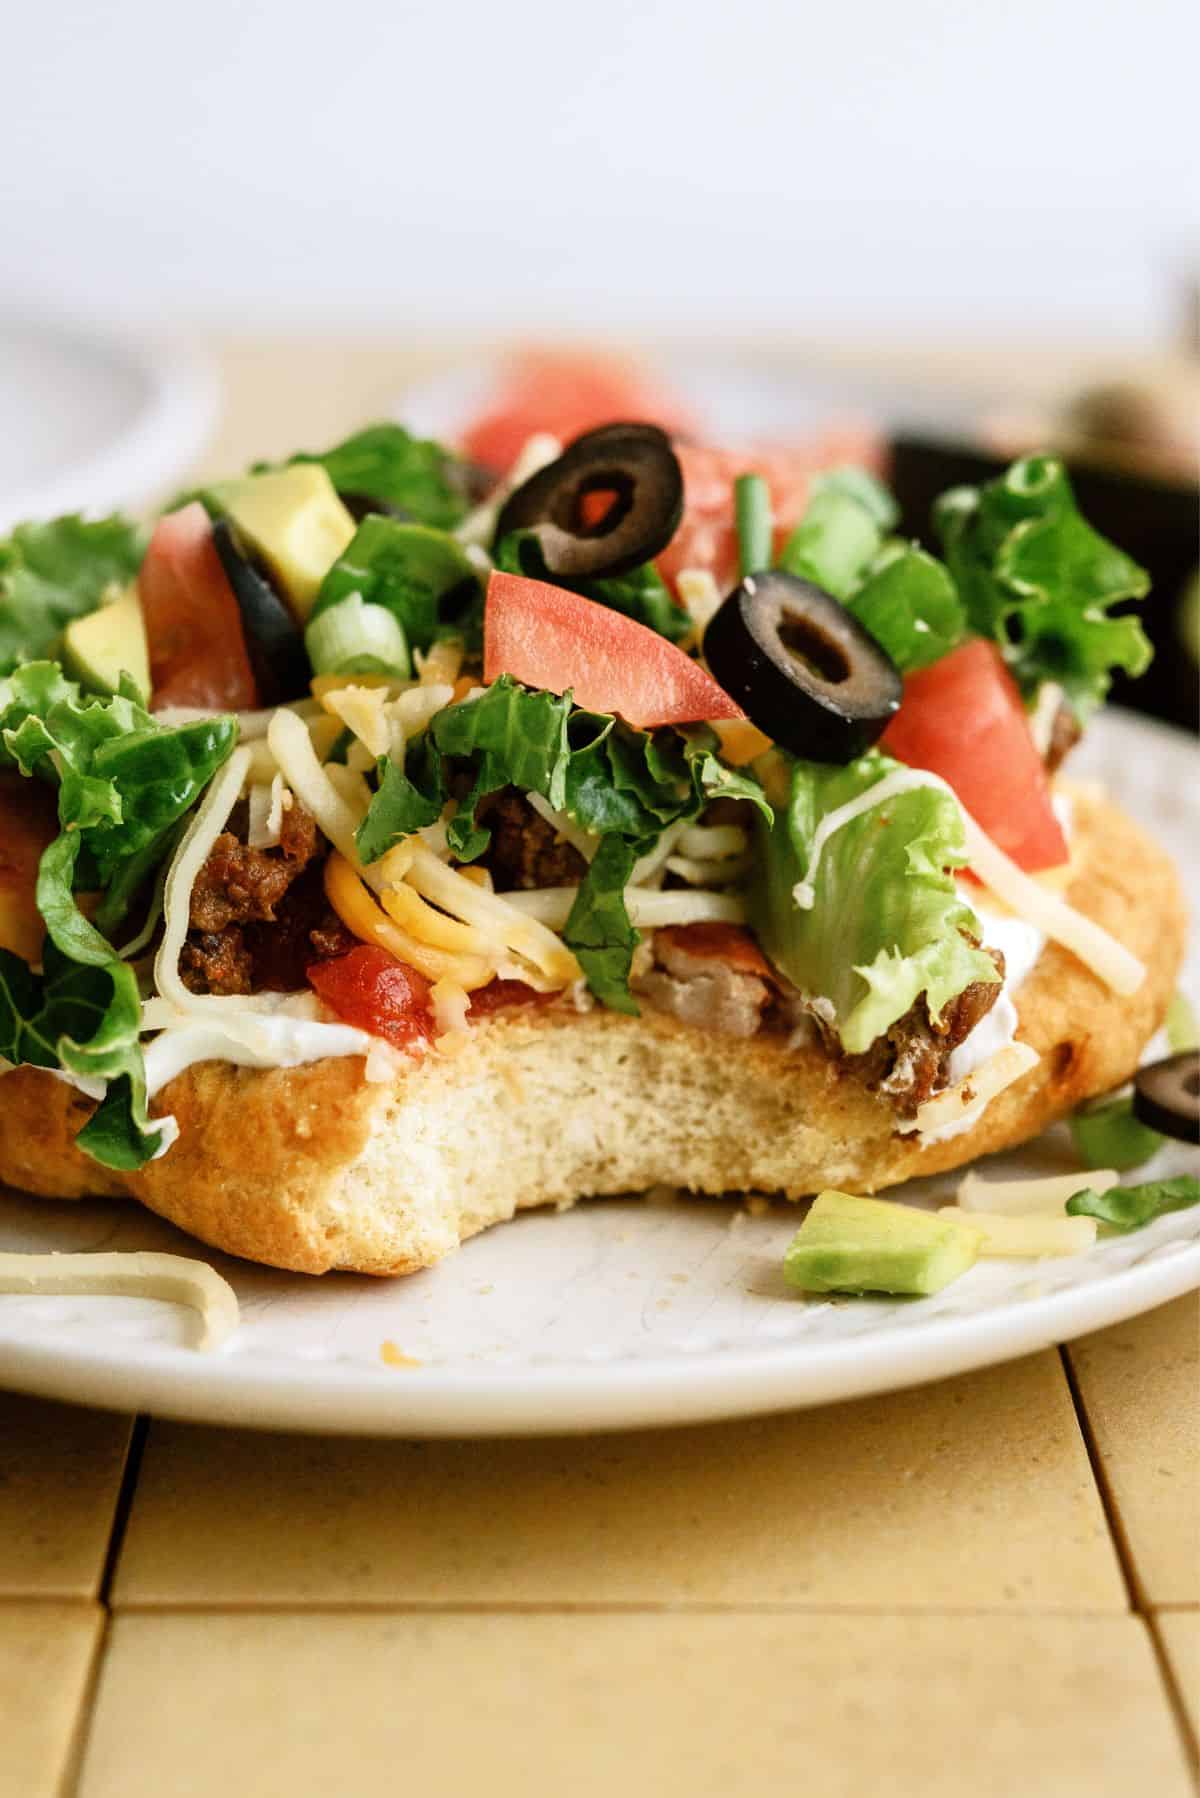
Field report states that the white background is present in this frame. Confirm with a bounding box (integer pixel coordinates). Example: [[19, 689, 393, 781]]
[[2, 0, 1196, 344]]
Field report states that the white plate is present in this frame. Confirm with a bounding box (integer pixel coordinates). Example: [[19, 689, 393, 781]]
[[0, 711, 1196, 1436], [0, 318, 218, 532]]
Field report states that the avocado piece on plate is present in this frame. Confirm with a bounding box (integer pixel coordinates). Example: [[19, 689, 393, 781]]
[[61, 583, 150, 703], [206, 466, 356, 616], [783, 1189, 981, 1296]]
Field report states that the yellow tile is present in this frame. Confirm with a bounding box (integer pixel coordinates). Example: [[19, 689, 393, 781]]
[[114, 1351, 1123, 1611], [1067, 1294, 1199, 1607], [79, 1611, 1191, 1798], [0, 1601, 103, 1798], [0, 1394, 133, 1599], [1155, 1610, 1199, 1766]]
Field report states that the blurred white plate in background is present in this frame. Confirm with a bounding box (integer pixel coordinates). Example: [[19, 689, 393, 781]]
[[0, 319, 218, 531]]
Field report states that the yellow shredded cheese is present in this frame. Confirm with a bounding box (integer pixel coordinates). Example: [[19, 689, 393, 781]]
[[324, 853, 492, 988]]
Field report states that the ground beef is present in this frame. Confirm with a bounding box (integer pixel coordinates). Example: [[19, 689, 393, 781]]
[[842, 946, 1006, 1116], [180, 805, 345, 996], [477, 791, 587, 891], [187, 804, 319, 934], [1045, 698, 1082, 774]]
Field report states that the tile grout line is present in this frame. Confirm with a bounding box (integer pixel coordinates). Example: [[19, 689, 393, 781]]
[[64, 1414, 150, 1798], [1059, 1345, 1199, 1778], [1058, 1345, 1139, 1613]]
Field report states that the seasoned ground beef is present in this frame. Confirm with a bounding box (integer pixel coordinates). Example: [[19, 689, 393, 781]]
[[188, 804, 319, 934], [478, 791, 586, 891], [843, 946, 1006, 1116], [181, 805, 350, 996]]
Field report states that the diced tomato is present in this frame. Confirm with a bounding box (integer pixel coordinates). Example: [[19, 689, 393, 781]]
[[0, 773, 59, 963], [140, 504, 260, 711], [880, 639, 1068, 872], [484, 571, 743, 728], [308, 943, 435, 1050], [467, 978, 560, 1018], [657, 430, 887, 595], [460, 350, 699, 474], [654, 923, 775, 982]]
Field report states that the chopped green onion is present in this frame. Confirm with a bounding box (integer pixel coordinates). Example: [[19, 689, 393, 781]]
[[1069, 1091, 1162, 1172], [304, 591, 411, 679], [735, 473, 773, 579], [1167, 990, 1199, 1054], [1066, 1174, 1200, 1233]]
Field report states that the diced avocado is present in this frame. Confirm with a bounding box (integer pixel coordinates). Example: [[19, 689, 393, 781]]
[[60, 583, 150, 703], [783, 1190, 981, 1296], [206, 466, 356, 617]]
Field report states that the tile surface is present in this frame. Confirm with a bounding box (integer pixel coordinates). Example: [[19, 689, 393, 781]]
[[0, 1601, 103, 1798], [1067, 1294, 1199, 1608], [1155, 1610, 1198, 1765], [78, 1610, 1192, 1798], [0, 1393, 132, 1599], [113, 1352, 1124, 1612]]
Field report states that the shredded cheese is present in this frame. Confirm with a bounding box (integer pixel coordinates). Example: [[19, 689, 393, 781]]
[[664, 853, 752, 887], [268, 709, 371, 876], [405, 844, 579, 985], [938, 1207, 1098, 1258], [457, 432, 562, 547], [324, 853, 492, 988], [905, 1041, 1040, 1141], [501, 886, 747, 930], [675, 568, 724, 638], [382, 882, 501, 957], [321, 684, 393, 760], [0, 1250, 239, 1351], [678, 823, 748, 860], [416, 638, 464, 687], [246, 780, 276, 849], [957, 1167, 1120, 1217], [1028, 682, 1065, 759], [430, 977, 472, 1054]]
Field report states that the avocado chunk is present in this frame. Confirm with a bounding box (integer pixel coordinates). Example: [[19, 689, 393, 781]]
[[783, 1190, 981, 1296], [206, 466, 356, 617], [61, 584, 150, 703]]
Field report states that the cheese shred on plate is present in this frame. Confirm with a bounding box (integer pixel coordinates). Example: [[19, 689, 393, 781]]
[[0, 1251, 239, 1351]]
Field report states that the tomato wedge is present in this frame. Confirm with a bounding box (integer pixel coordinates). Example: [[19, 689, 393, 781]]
[[0, 772, 59, 963], [484, 571, 743, 727], [880, 639, 1068, 871], [461, 350, 699, 474], [140, 504, 260, 711], [657, 430, 887, 595], [308, 943, 435, 1050]]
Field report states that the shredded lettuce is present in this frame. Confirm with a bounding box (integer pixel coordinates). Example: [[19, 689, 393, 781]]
[[495, 531, 690, 643], [934, 455, 1151, 717], [748, 750, 998, 1054], [284, 423, 471, 531], [1066, 1175, 1200, 1233], [0, 666, 236, 1167], [0, 515, 145, 673], [354, 676, 768, 1006], [311, 516, 483, 653]]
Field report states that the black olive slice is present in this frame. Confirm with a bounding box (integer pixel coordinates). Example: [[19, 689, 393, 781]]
[[212, 520, 311, 705], [1133, 1051, 1200, 1144], [494, 421, 684, 580], [703, 572, 902, 763]]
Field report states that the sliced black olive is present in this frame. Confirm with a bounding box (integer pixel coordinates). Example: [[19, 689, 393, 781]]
[[703, 571, 902, 763], [212, 519, 310, 705], [494, 421, 684, 580], [338, 493, 415, 524], [1133, 1051, 1200, 1144]]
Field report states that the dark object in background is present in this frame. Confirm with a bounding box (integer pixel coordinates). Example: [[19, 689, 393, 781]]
[[889, 438, 1199, 731]]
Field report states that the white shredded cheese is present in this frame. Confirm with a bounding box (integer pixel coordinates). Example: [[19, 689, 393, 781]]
[[322, 684, 393, 760], [0, 1250, 239, 1350], [501, 886, 747, 930], [1028, 682, 1065, 759], [404, 844, 578, 984], [903, 1041, 1040, 1143], [675, 568, 724, 636], [245, 781, 277, 849], [664, 853, 752, 888], [678, 823, 748, 860], [957, 1167, 1120, 1216], [268, 708, 374, 880], [938, 1207, 1098, 1258]]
